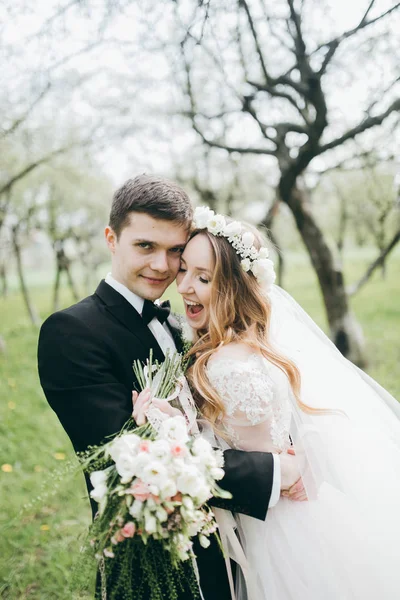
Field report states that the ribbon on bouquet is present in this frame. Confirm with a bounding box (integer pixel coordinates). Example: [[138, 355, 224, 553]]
[[142, 365, 199, 435], [213, 508, 259, 600]]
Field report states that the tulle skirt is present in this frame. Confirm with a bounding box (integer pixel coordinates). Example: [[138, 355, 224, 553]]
[[234, 422, 400, 600]]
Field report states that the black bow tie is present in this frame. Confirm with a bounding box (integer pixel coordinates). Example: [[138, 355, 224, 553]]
[[142, 299, 171, 325]]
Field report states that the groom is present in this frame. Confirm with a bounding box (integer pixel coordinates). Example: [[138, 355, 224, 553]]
[[38, 175, 302, 599]]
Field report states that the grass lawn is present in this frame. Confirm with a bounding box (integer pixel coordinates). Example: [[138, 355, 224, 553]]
[[0, 250, 399, 598]]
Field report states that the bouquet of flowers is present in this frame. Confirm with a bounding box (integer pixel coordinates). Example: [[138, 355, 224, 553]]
[[80, 350, 231, 600]]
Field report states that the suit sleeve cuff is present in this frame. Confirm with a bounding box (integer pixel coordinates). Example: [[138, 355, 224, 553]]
[[268, 454, 281, 509]]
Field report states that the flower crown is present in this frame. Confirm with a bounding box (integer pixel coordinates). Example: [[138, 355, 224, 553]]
[[193, 206, 276, 290]]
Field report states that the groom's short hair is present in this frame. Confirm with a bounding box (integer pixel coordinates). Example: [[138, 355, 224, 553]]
[[109, 174, 192, 237]]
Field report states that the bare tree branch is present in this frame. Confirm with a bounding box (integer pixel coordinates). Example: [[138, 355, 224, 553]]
[[317, 41, 339, 76], [360, 0, 377, 24], [318, 99, 400, 155], [238, 0, 270, 85], [312, 2, 400, 56], [192, 121, 276, 155], [348, 229, 400, 296], [287, 0, 306, 56], [0, 130, 96, 198], [1, 83, 51, 138], [247, 79, 308, 121]]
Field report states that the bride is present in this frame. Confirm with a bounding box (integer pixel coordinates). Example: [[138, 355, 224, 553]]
[[136, 206, 400, 600]]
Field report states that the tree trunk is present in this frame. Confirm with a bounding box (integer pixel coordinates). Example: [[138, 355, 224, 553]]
[[12, 229, 40, 327], [53, 265, 61, 312], [0, 263, 7, 297], [65, 264, 79, 302], [282, 185, 367, 367]]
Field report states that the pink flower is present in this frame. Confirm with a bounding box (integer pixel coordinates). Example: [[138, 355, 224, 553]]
[[129, 479, 151, 502], [103, 548, 115, 558], [170, 443, 187, 458], [121, 522, 136, 538], [111, 530, 125, 544], [139, 440, 150, 453]]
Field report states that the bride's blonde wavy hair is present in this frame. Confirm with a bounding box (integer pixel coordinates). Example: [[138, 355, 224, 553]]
[[186, 222, 330, 432]]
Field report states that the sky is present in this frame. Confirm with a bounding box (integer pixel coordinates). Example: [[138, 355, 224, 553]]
[[2, 0, 399, 186]]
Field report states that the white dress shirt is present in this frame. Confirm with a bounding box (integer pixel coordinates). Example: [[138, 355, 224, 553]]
[[105, 273, 176, 355], [104, 273, 281, 508]]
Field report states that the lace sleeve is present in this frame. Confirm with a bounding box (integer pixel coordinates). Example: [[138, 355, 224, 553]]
[[207, 354, 274, 426], [206, 352, 291, 452]]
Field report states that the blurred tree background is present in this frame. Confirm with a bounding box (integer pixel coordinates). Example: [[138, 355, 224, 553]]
[[0, 0, 399, 597]]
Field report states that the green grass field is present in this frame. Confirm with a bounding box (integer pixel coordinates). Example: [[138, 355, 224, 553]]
[[0, 251, 399, 599]]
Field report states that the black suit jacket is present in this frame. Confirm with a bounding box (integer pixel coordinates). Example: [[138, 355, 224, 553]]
[[38, 280, 274, 600]]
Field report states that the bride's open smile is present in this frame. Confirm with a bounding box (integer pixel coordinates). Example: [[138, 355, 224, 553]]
[[176, 233, 215, 330]]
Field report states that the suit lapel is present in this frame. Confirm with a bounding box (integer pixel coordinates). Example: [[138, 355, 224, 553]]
[[95, 280, 165, 362]]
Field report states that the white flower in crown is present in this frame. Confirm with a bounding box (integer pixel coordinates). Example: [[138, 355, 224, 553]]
[[224, 221, 242, 237], [192, 206, 276, 290], [194, 206, 215, 229], [249, 247, 259, 260], [241, 231, 255, 248], [258, 247, 269, 259], [207, 213, 226, 235], [252, 258, 276, 287], [241, 258, 252, 272]]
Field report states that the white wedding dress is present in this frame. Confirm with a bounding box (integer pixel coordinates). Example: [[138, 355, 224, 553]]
[[206, 339, 400, 600]]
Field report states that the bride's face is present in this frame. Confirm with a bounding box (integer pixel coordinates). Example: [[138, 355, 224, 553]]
[[176, 234, 215, 330]]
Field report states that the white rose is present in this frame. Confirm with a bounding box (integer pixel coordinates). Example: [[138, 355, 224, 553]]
[[108, 434, 140, 463], [224, 221, 242, 237], [170, 457, 186, 475], [194, 206, 215, 229], [148, 484, 160, 496], [194, 485, 212, 505], [160, 478, 178, 498], [90, 469, 108, 489], [149, 439, 172, 462], [258, 246, 269, 259], [159, 416, 189, 443], [213, 449, 224, 468], [114, 454, 137, 484], [241, 258, 251, 272], [141, 461, 169, 488], [128, 451, 152, 480], [192, 436, 213, 458], [176, 466, 203, 496], [241, 231, 255, 248], [207, 214, 226, 235]]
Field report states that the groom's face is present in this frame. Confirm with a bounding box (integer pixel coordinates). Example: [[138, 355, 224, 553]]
[[105, 212, 189, 301]]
